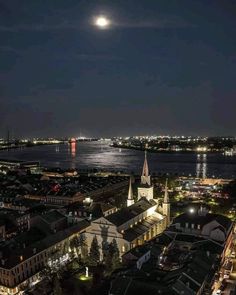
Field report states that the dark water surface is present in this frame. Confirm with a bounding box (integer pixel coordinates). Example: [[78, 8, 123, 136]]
[[0, 141, 235, 178]]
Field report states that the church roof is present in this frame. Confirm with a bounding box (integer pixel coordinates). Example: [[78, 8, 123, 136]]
[[106, 198, 156, 227], [123, 215, 161, 242]]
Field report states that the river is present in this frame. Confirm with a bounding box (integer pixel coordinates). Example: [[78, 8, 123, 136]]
[[0, 141, 235, 178]]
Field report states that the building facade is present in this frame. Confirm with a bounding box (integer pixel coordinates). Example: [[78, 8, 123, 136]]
[[0, 219, 89, 295]]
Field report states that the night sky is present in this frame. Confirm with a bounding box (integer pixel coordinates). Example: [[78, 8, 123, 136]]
[[0, 0, 236, 138]]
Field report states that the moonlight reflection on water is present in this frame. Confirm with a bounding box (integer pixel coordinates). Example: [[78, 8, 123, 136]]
[[0, 141, 235, 178]]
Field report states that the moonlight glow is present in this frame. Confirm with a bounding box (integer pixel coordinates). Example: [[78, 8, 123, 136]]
[[94, 16, 110, 28]]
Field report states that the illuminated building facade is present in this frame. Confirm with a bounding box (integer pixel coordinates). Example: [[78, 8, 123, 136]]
[[0, 219, 89, 295]]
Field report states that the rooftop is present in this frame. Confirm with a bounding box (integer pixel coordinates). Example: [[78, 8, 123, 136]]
[[123, 214, 162, 242], [106, 198, 156, 227], [40, 210, 66, 224], [174, 212, 232, 231]]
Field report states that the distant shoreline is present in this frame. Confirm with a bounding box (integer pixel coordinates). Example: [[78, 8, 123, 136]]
[[0, 142, 64, 151], [110, 144, 225, 154]]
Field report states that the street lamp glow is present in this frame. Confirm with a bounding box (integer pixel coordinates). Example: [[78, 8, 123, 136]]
[[189, 208, 195, 214], [95, 16, 110, 28]]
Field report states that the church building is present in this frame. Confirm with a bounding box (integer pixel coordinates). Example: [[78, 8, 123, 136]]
[[86, 152, 171, 257]]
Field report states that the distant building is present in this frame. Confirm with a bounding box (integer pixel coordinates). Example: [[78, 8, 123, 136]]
[[31, 210, 67, 233], [122, 245, 151, 270], [169, 207, 234, 260], [25, 176, 128, 205], [67, 201, 117, 222], [0, 159, 41, 174], [0, 210, 30, 240]]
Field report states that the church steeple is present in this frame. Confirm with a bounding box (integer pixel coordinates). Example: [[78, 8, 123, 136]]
[[163, 179, 170, 225], [141, 151, 151, 186], [164, 179, 169, 204], [127, 177, 134, 207], [142, 150, 149, 177]]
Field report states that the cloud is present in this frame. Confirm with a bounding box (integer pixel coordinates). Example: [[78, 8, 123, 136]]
[[0, 16, 193, 32], [0, 22, 82, 32], [112, 17, 193, 29]]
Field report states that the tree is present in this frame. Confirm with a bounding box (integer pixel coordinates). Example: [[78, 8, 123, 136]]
[[80, 235, 89, 262], [88, 235, 100, 266], [103, 243, 113, 272], [111, 239, 121, 270], [70, 233, 88, 261], [103, 239, 121, 272]]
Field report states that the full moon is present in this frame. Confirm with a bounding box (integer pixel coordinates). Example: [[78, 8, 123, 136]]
[[94, 16, 110, 28]]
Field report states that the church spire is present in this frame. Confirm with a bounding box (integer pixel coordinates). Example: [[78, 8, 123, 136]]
[[127, 177, 134, 207], [164, 179, 169, 203], [163, 178, 170, 226], [142, 150, 149, 177], [141, 151, 151, 186], [128, 177, 133, 200]]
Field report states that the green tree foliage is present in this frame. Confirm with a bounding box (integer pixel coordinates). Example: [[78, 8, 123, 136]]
[[103, 244, 112, 272], [103, 239, 121, 272], [81, 238, 89, 262], [70, 234, 88, 261], [111, 239, 121, 270], [88, 235, 100, 266]]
